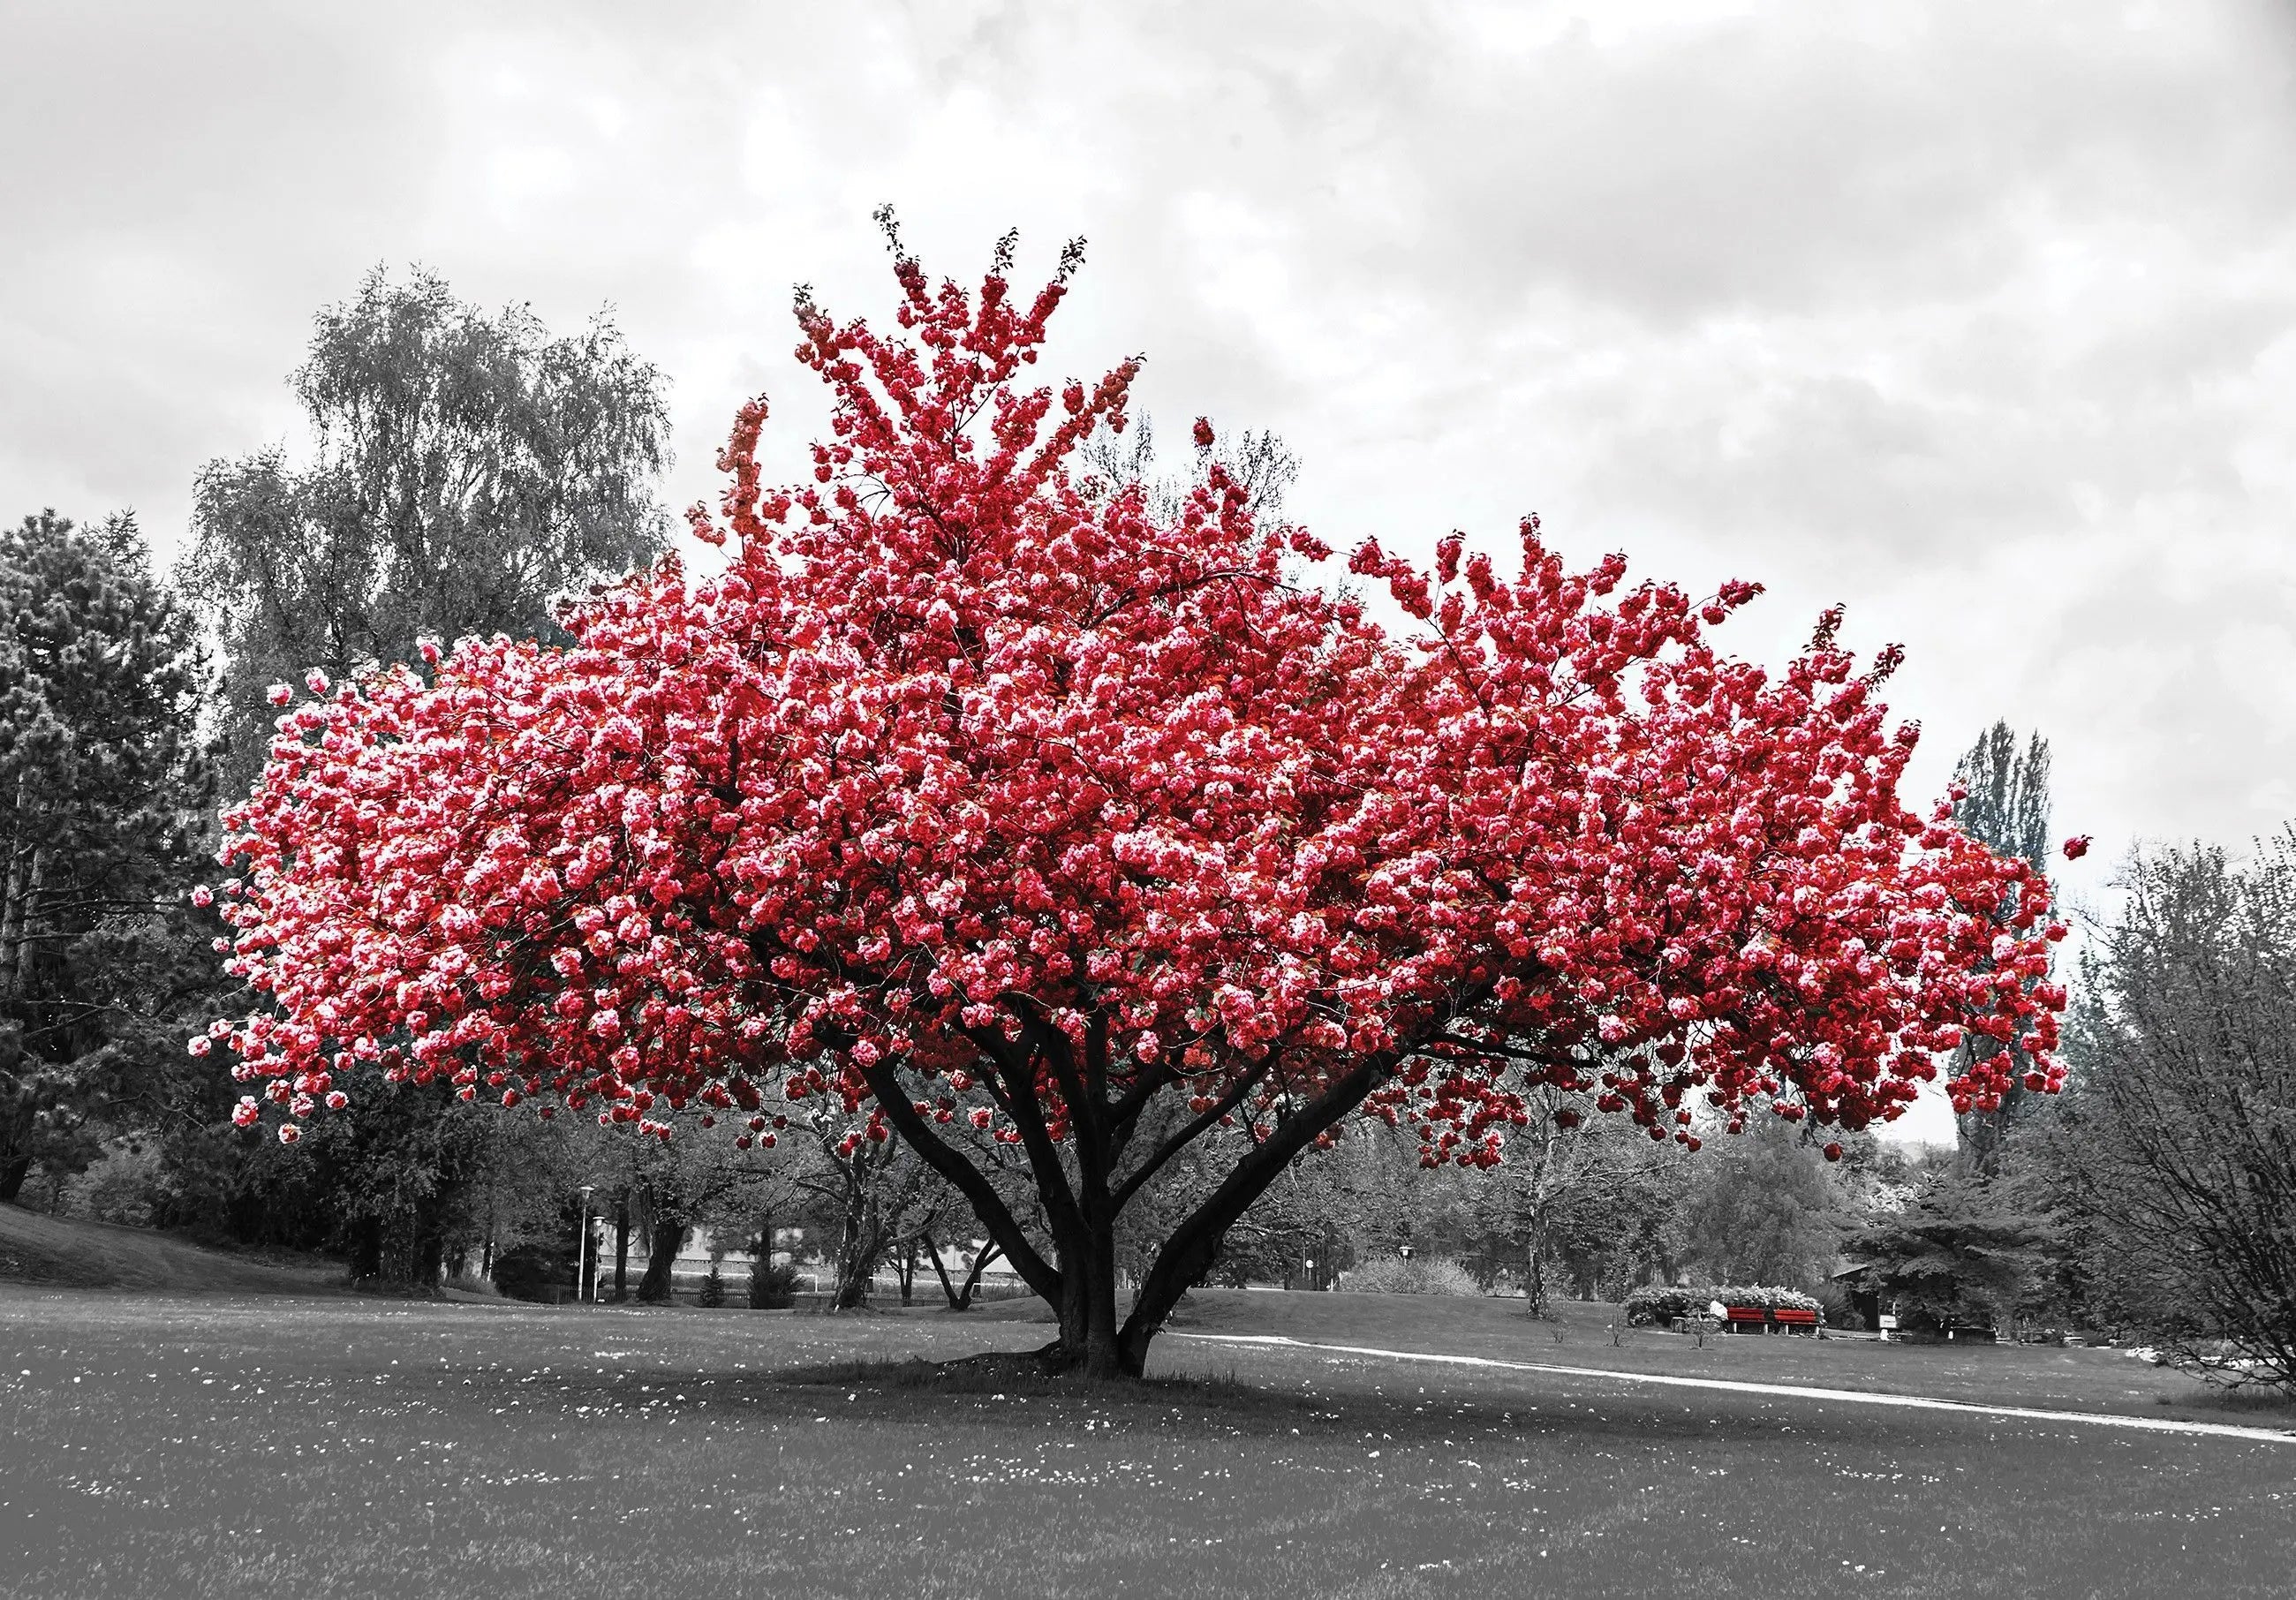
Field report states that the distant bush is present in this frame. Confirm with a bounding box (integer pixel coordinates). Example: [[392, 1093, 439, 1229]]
[[492, 1242, 573, 1304], [699, 1266, 728, 1308], [445, 1272, 499, 1297], [1623, 1284, 1823, 1325], [65, 1144, 166, 1227], [1339, 1256, 1481, 1296], [748, 1257, 798, 1309]]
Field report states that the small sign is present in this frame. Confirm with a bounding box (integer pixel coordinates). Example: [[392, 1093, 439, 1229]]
[[1878, 1314, 1899, 1330]]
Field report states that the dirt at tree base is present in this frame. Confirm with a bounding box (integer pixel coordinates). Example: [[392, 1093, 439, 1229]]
[[0, 1202, 342, 1294]]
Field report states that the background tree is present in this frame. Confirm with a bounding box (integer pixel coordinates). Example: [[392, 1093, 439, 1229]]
[[1478, 1102, 1689, 1310], [1076, 409, 1301, 525], [1200, 1138, 1356, 1289], [185, 265, 672, 792], [2035, 834, 2296, 1390], [0, 511, 210, 1203], [1948, 721, 2055, 1176], [180, 270, 673, 1287], [1677, 1118, 1843, 1288], [777, 1108, 959, 1309], [1845, 1172, 2059, 1335], [209, 232, 2067, 1377]]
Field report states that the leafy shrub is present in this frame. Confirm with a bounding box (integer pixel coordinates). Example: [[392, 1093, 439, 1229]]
[[1813, 1279, 1865, 1331], [1339, 1255, 1481, 1296], [57, 1143, 169, 1227], [699, 1266, 728, 1308], [748, 1257, 798, 1309], [491, 1242, 574, 1304], [1622, 1284, 1823, 1325]]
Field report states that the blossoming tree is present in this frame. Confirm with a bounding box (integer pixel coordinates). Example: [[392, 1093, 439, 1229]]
[[202, 231, 2066, 1377]]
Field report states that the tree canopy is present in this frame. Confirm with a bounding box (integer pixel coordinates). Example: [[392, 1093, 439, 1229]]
[[201, 232, 2066, 1375]]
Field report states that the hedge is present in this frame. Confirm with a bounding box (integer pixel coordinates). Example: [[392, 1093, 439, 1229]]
[[1622, 1284, 1824, 1325]]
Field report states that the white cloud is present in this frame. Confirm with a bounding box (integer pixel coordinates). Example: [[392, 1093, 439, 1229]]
[[4, 0, 2293, 904]]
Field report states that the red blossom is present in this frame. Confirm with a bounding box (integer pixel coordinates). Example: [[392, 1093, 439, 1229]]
[[203, 237, 2066, 1337]]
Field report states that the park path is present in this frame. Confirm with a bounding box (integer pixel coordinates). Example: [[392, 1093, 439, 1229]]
[[1169, 1330, 2296, 1446]]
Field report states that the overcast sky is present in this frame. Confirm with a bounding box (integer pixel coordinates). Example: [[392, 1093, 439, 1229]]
[[6, 2, 2293, 1130]]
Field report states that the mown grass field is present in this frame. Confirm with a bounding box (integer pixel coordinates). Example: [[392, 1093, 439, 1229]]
[[3, 1280, 2291, 1599]]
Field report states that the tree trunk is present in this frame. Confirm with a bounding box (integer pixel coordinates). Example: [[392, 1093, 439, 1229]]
[[958, 1241, 1002, 1309], [923, 1231, 961, 1307], [0, 1151, 29, 1205], [345, 1216, 383, 1284], [833, 1245, 874, 1309], [921, 1232, 1006, 1311], [1049, 1200, 1125, 1377], [10, 848, 43, 1003], [412, 1221, 448, 1292], [0, 774, 38, 1008], [613, 1192, 631, 1302], [1524, 1215, 1552, 1319], [637, 1217, 685, 1303], [865, 1030, 1400, 1381], [830, 1157, 883, 1309]]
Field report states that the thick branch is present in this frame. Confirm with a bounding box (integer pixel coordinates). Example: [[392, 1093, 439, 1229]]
[[1109, 1055, 1275, 1215], [1107, 1060, 1179, 1143], [860, 1059, 1061, 1302], [1119, 1053, 1394, 1362], [957, 1022, 1088, 1253]]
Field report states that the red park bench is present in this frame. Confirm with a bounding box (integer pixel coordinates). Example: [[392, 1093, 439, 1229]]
[[1724, 1304, 1821, 1335]]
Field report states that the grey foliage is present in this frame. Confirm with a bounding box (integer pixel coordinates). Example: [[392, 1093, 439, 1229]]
[[2046, 834, 2296, 1391], [0, 510, 211, 1203], [185, 267, 672, 793], [1075, 411, 1301, 525]]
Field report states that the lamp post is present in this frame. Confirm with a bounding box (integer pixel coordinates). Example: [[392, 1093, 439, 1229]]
[[576, 1184, 596, 1303]]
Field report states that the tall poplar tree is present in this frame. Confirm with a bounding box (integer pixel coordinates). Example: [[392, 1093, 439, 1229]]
[[1950, 721, 2055, 1174]]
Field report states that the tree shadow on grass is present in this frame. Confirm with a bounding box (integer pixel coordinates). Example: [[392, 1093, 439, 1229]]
[[774, 1351, 1273, 1408], [706, 1349, 1820, 1453]]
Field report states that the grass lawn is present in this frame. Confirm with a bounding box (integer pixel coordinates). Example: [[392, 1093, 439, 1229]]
[[1166, 1291, 2296, 1429], [0, 1204, 338, 1296], [3, 1282, 2291, 1599]]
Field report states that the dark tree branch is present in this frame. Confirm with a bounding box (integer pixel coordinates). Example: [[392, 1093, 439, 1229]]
[[1118, 1052, 1397, 1367], [1109, 1054, 1276, 1214], [859, 1058, 1060, 1302]]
